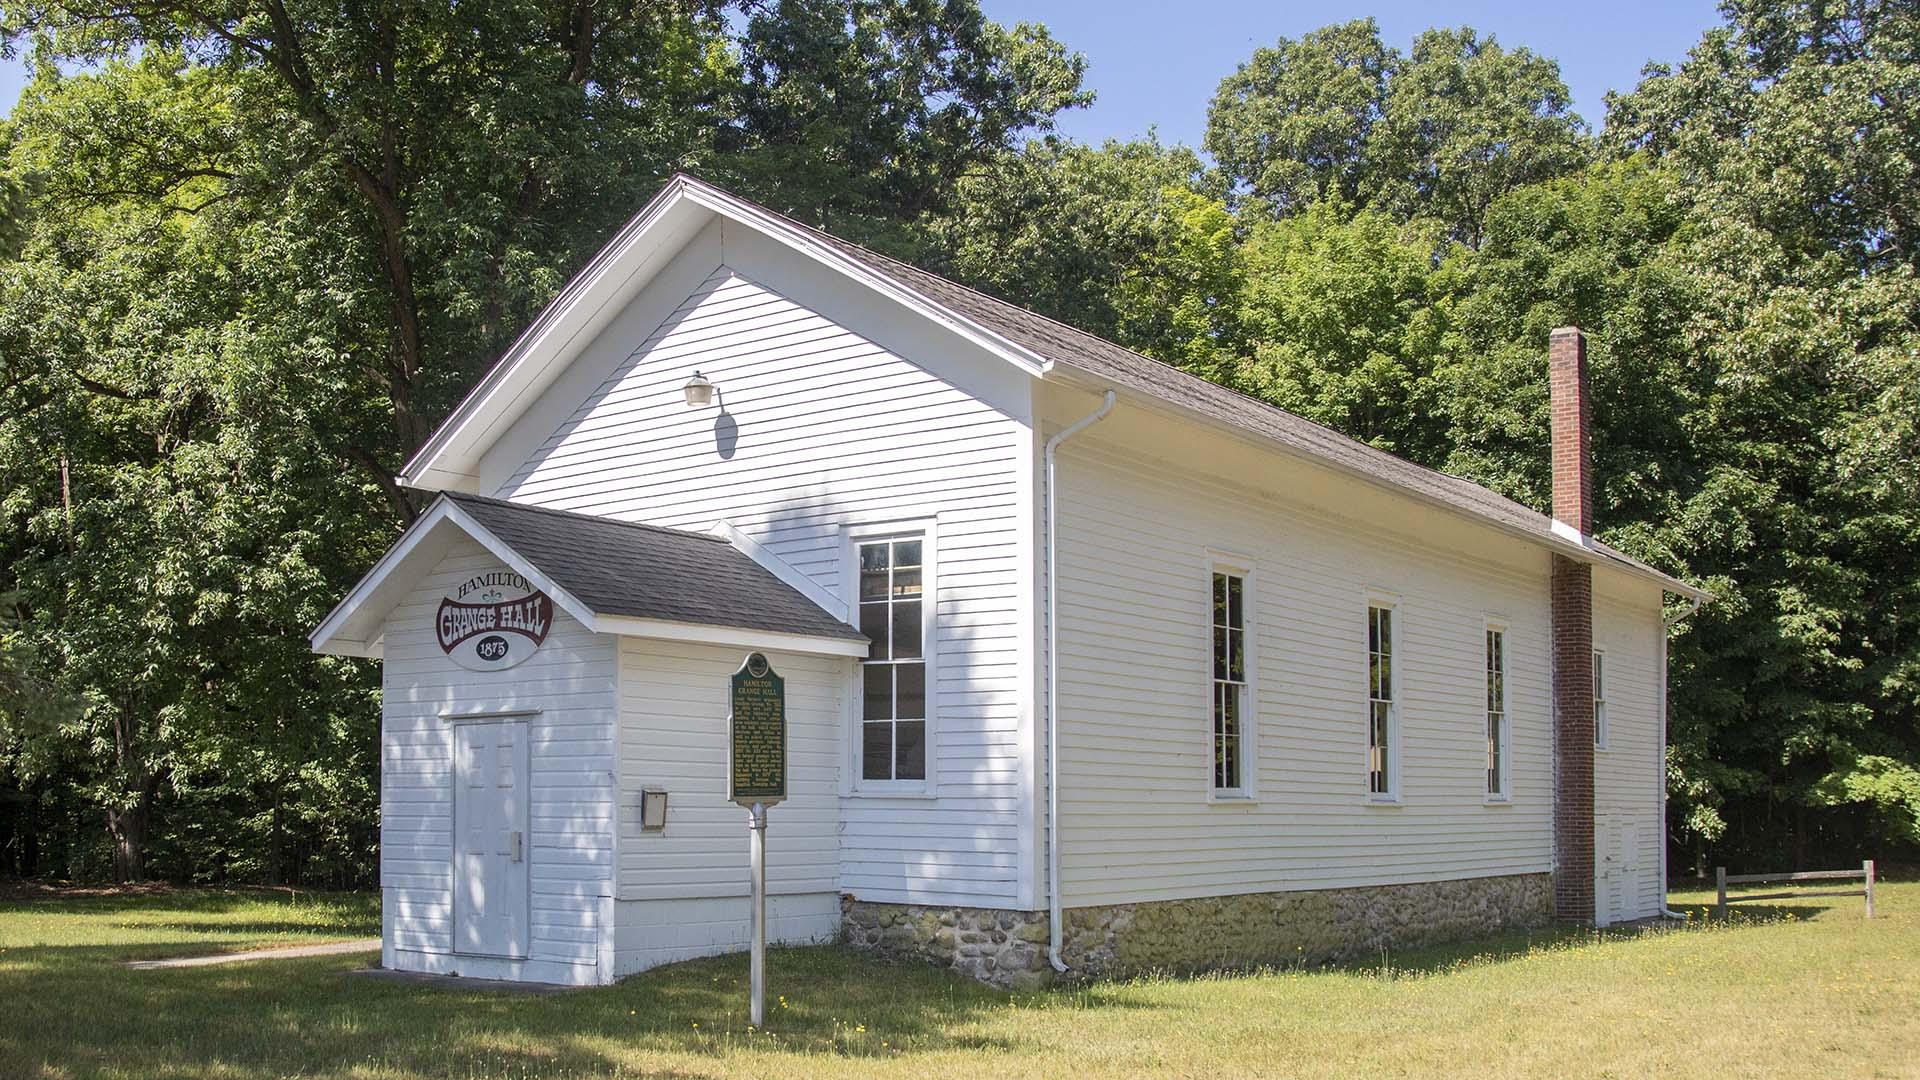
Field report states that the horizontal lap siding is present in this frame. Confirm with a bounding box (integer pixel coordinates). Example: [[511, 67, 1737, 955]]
[[615, 639, 842, 900], [381, 537, 616, 965], [498, 267, 1026, 908], [1595, 589, 1666, 920], [1055, 444, 1558, 907]]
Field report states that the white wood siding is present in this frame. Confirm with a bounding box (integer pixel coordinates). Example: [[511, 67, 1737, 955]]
[[1052, 440, 1562, 907], [379, 536, 617, 977], [490, 228, 1032, 908], [1594, 582, 1668, 921]]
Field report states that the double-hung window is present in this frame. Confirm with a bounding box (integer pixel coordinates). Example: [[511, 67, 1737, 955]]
[[1486, 627, 1509, 799], [1367, 603, 1397, 798], [1593, 649, 1608, 750], [858, 536, 926, 783], [1211, 570, 1248, 794]]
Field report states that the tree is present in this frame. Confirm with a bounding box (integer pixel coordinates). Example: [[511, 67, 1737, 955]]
[[1233, 201, 1448, 459], [0, 2, 1091, 880], [720, 0, 1091, 237], [1366, 27, 1588, 245], [1204, 18, 1391, 218]]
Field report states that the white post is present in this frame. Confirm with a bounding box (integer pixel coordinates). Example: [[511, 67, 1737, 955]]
[[748, 801, 768, 1027]]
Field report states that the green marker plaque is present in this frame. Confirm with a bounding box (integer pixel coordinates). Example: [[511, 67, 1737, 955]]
[[729, 652, 786, 805]]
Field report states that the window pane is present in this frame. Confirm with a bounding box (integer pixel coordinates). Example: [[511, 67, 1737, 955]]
[[892, 567, 922, 598], [1368, 608, 1379, 653], [859, 543, 890, 599], [1227, 575, 1243, 630], [891, 600, 923, 659], [1376, 654, 1392, 701], [1213, 573, 1227, 622], [892, 540, 921, 569], [895, 662, 925, 719], [860, 602, 890, 659], [894, 720, 926, 780], [862, 722, 893, 781], [1214, 626, 1228, 681], [1228, 627, 1244, 681], [863, 664, 893, 721]]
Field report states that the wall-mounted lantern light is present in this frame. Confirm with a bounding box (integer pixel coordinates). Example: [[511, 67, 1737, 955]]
[[683, 372, 716, 408], [641, 787, 669, 832]]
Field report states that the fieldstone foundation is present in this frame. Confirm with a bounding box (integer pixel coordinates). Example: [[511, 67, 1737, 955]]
[[841, 872, 1551, 988]]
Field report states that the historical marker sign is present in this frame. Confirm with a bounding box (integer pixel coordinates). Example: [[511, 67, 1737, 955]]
[[729, 652, 786, 805]]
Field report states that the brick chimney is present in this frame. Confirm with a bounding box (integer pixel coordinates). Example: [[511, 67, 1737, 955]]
[[1549, 326, 1595, 923]]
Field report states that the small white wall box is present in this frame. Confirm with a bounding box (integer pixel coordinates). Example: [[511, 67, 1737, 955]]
[[641, 787, 669, 831]]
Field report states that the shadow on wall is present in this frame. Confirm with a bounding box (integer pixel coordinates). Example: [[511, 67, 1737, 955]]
[[714, 409, 739, 460]]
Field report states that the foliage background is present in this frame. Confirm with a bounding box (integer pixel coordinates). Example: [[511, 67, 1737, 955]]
[[0, 0, 1913, 883]]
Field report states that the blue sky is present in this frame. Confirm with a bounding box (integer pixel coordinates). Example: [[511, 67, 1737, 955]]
[[1, 2, 1721, 142]]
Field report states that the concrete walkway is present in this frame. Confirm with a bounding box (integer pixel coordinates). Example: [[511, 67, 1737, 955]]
[[126, 938, 380, 970]]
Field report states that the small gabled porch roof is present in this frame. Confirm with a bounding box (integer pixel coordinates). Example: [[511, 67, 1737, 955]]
[[310, 493, 869, 660]]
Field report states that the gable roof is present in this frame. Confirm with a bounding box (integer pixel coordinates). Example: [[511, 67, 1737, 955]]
[[404, 172, 1705, 602], [310, 492, 867, 659]]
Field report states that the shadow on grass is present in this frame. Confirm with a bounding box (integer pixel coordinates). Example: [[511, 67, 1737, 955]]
[[0, 942, 1035, 1077]]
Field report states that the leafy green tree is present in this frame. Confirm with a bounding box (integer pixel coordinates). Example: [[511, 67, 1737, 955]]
[[1366, 27, 1588, 245], [721, 0, 1091, 234], [927, 137, 1240, 372], [1234, 201, 1448, 458], [0, 2, 1090, 881], [1204, 18, 1391, 218]]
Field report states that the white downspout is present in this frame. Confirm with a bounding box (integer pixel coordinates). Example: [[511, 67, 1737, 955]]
[[1044, 389, 1116, 972], [1659, 592, 1707, 919]]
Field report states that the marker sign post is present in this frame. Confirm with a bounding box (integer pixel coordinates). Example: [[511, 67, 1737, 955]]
[[728, 652, 785, 1029]]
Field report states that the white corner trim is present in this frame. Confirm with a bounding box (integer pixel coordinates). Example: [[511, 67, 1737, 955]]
[[594, 614, 868, 658], [711, 520, 850, 624]]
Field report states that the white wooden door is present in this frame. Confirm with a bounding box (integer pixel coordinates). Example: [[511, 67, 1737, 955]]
[[453, 720, 530, 958], [1598, 816, 1643, 926], [1598, 815, 1621, 927]]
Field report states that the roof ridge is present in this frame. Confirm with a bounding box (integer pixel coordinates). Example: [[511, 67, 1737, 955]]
[[443, 491, 727, 543]]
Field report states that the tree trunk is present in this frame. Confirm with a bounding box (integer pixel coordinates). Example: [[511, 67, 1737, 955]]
[[105, 771, 163, 883], [105, 804, 149, 882]]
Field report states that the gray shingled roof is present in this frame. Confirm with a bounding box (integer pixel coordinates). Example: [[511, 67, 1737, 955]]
[[444, 492, 866, 643], [793, 221, 1697, 595]]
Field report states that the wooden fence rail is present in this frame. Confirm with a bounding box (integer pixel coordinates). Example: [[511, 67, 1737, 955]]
[[1715, 860, 1875, 920]]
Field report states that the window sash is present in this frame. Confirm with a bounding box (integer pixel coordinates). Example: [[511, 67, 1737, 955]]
[[1367, 605, 1395, 796], [1212, 571, 1247, 792], [1486, 628, 1507, 797], [1593, 650, 1608, 749], [858, 536, 927, 783]]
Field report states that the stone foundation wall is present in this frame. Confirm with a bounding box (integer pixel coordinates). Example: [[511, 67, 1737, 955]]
[[841, 873, 1551, 988]]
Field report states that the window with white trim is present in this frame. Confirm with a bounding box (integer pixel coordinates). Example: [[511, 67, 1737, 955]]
[[1593, 649, 1608, 750], [1367, 604, 1397, 797], [1211, 570, 1248, 793], [858, 536, 926, 782], [1486, 627, 1508, 798]]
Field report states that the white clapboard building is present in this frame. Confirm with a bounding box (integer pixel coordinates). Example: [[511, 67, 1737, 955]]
[[312, 174, 1707, 988]]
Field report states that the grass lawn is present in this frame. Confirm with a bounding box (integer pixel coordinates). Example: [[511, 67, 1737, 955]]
[[0, 881, 1914, 1079]]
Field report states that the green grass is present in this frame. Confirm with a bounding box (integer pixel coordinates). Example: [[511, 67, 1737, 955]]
[[1, 881, 1914, 1079]]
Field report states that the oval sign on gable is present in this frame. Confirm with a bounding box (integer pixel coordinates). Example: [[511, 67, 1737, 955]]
[[437, 569, 553, 672]]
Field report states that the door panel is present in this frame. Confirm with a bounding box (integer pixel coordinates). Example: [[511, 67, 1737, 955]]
[[454, 720, 530, 958]]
